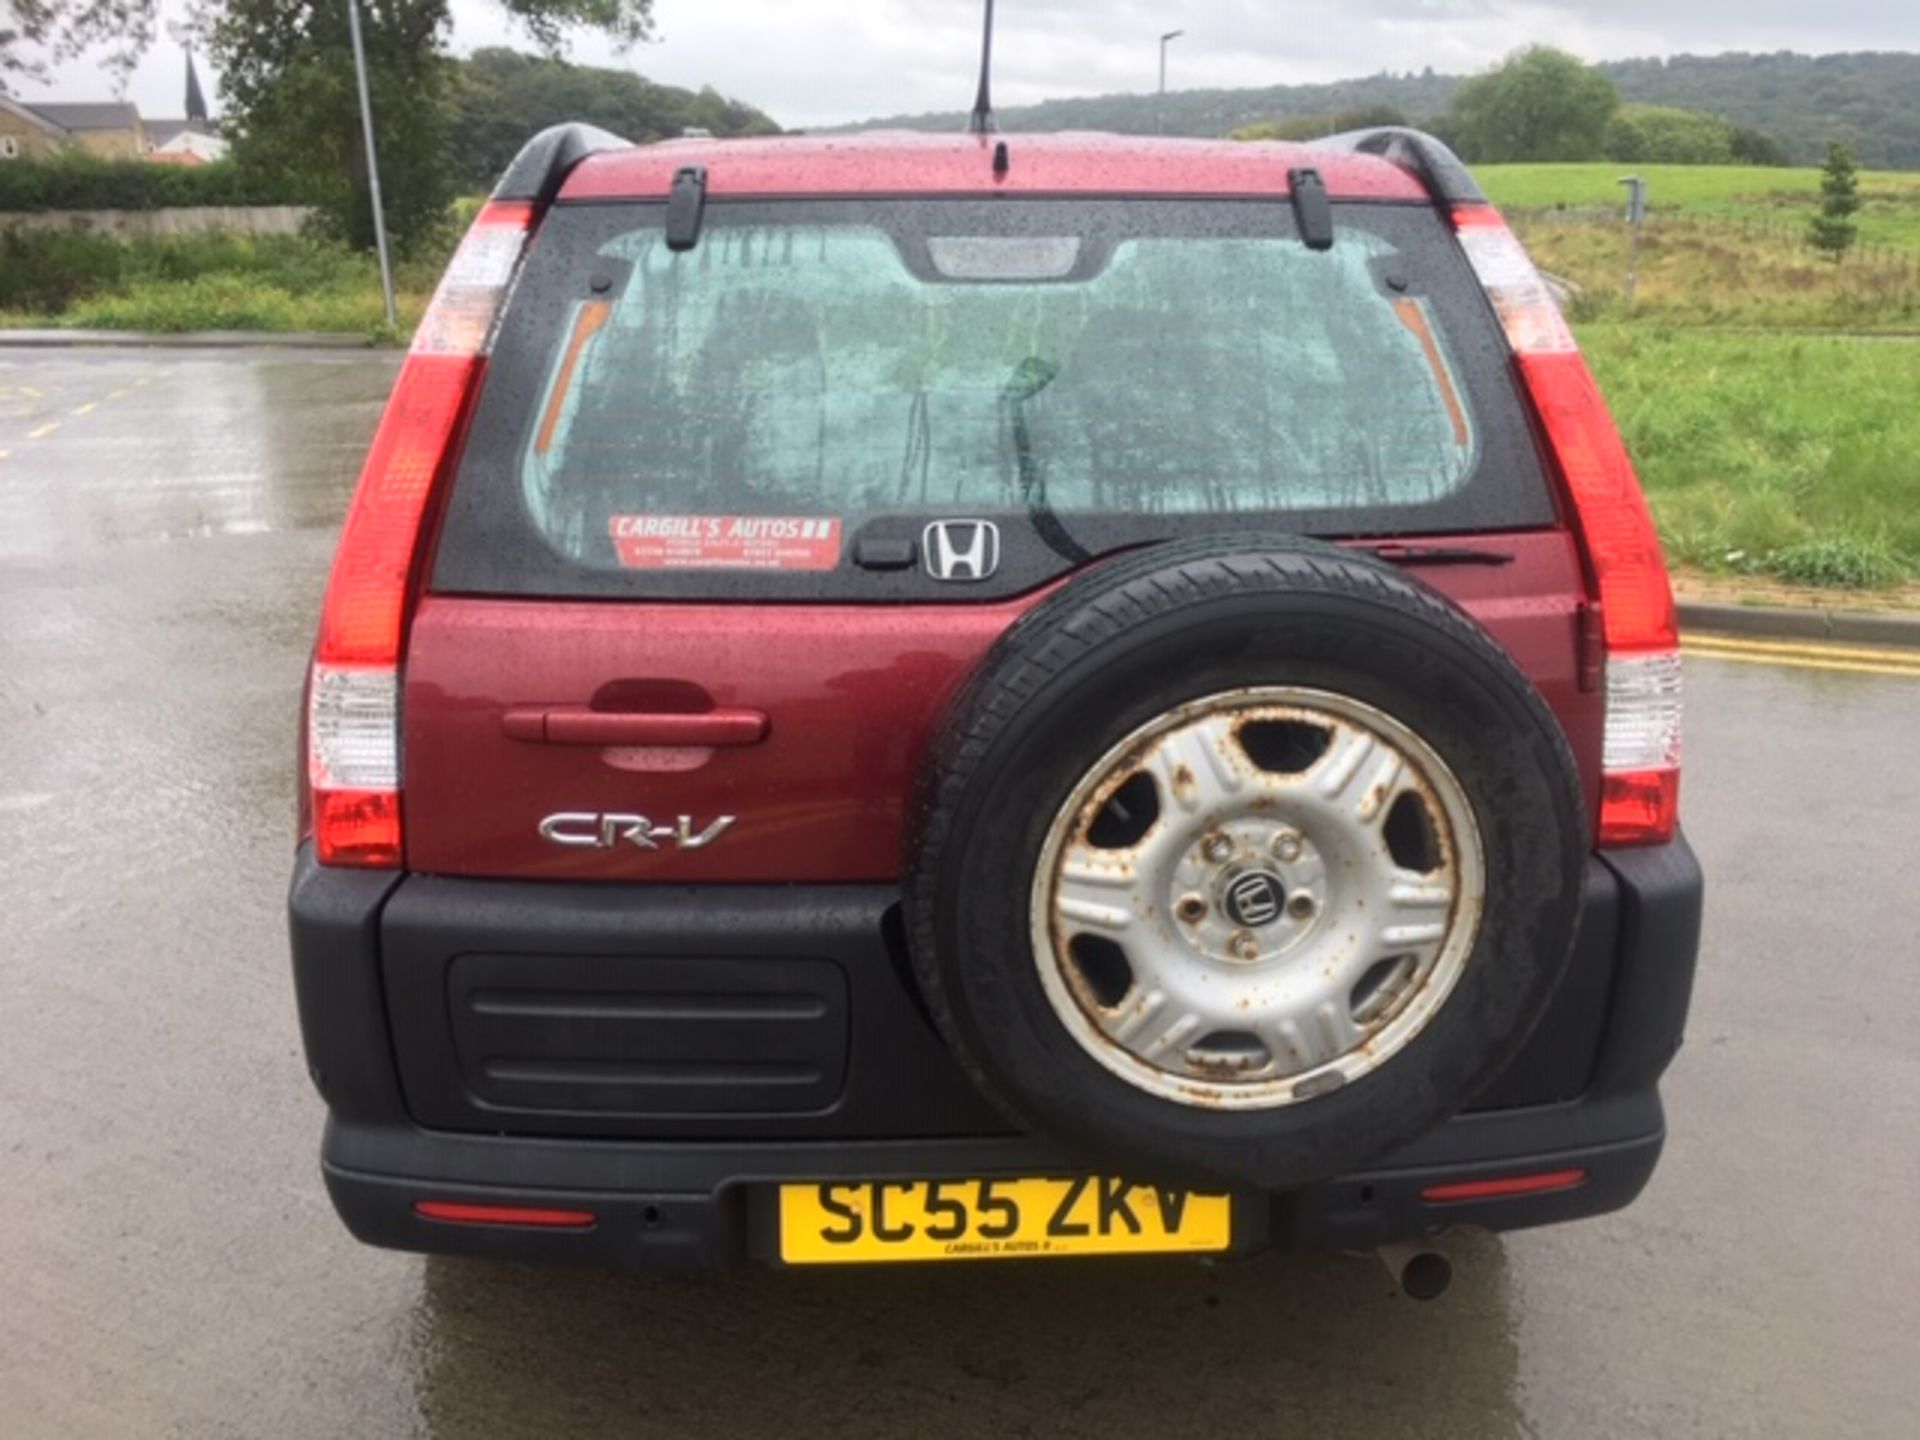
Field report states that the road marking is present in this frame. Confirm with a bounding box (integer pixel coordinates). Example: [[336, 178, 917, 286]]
[[1683, 632, 1920, 665], [0, 448, 10, 460], [27, 421, 59, 440], [1684, 642, 1920, 679], [71, 401, 97, 417]]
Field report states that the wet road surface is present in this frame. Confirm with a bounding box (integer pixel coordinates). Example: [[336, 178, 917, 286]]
[[2, 348, 1917, 1438]]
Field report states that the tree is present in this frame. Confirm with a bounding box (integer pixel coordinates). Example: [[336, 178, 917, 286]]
[[1605, 105, 1737, 166], [1729, 125, 1790, 168], [205, 1, 653, 256], [0, 0, 157, 91], [1444, 47, 1619, 163], [1808, 141, 1862, 261], [1229, 106, 1407, 144], [447, 47, 777, 192]]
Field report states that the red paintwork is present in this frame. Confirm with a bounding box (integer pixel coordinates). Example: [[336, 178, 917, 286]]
[[401, 532, 1602, 884], [560, 131, 1430, 204]]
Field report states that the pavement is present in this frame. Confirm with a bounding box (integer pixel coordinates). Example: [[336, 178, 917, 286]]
[[1678, 599, 1920, 648], [2, 347, 1917, 1439]]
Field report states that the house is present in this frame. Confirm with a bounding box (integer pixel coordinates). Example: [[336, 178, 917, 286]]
[[1, 49, 219, 164], [145, 53, 225, 164], [147, 120, 229, 165], [12, 101, 153, 158], [0, 96, 71, 161]]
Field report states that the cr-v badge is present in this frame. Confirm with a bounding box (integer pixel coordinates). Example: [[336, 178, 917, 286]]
[[539, 813, 736, 851], [923, 520, 1001, 582]]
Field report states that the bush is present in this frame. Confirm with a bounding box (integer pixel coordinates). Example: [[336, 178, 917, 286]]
[[0, 152, 299, 212], [1730, 127, 1791, 168], [0, 227, 444, 334], [1606, 106, 1737, 166], [0, 229, 367, 312], [1759, 537, 1907, 589], [1230, 106, 1408, 143]]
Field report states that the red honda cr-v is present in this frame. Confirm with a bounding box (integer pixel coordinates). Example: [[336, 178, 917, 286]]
[[291, 125, 1702, 1285]]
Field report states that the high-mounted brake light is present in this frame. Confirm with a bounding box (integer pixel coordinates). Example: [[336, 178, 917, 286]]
[[1453, 205, 1681, 846], [307, 200, 535, 867]]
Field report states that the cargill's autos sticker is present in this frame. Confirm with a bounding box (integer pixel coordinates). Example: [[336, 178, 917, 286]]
[[610, 515, 843, 571]]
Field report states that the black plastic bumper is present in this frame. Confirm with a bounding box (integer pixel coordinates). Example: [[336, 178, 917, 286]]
[[290, 836, 1702, 1269]]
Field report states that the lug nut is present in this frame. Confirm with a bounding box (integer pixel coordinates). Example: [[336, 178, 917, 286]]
[[1287, 894, 1316, 921], [1203, 835, 1235, 864], [1176, 894, 1208, 924], [1231, 931, 1261, 961], [1272, 831, 1303, 863]]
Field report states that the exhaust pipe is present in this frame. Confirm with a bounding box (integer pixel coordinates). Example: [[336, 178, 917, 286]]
[[1378, 1242, 1453, 1301]]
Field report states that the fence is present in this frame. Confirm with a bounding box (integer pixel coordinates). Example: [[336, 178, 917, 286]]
[[1507, 205, 1920, 313]]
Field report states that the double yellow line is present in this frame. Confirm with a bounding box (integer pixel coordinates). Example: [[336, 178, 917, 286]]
[[1683, 632, 1920, 678]]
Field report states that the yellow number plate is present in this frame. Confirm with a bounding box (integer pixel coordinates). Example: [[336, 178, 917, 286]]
[[779, 1177, 1232, 1265]]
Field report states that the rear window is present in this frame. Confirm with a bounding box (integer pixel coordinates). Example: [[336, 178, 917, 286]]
[[437, 198, 1551, 601]]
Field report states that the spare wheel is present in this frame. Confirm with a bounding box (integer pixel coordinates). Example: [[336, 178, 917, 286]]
[[904, 536, 1586, 1190]]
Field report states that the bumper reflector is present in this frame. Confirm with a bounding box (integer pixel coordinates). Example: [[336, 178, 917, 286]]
[[1421, 1168, 1588, 1205], [413, 1201, 597, 1230]]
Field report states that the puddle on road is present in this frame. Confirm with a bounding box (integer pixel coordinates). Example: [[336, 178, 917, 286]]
[[0, 353, 401, 564]]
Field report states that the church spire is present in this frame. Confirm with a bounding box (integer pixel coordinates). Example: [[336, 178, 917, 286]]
[[185, 48, 209, 127]]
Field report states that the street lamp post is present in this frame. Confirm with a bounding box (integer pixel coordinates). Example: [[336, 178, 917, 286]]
[[345, 0, 397, 330], [1158, 29, 1184, 135]]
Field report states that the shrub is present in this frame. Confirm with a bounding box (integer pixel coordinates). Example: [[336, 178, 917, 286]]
[[0, 228, 441, 334], [0, 152, 299, 212], [1759, 537, 1907, 589], [1606, 106, 1738, 166]]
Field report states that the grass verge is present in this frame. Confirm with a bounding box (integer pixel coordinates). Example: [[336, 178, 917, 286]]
[[0, 228, 438, 336], [1581, 324, 1920, 586]]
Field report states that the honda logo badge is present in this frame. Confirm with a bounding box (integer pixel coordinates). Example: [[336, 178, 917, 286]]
[[923, 520, 1001, 583]]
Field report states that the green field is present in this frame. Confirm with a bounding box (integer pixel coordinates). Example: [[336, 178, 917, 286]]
[[1581, 326, 1920, 586], [1471, 164, 1920, 586], [1480, 163, 1920, 252]]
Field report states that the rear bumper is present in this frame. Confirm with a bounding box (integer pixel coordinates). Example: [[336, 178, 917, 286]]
[[291, 837, 1702, 1268]]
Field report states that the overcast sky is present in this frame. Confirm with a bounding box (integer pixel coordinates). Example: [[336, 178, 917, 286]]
[[15, 0, 1916, 127]]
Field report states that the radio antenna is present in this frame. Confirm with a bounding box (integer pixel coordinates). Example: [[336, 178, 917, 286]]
[[969, 0, 998, 135]]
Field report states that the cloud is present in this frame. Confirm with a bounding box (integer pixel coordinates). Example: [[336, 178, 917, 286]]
[[447, 0, 1912, 127], [16, 0, 1913, 129]]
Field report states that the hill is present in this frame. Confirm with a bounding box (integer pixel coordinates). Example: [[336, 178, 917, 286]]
[[839, 51, 1920, 171], [448, 48, 780, 191]]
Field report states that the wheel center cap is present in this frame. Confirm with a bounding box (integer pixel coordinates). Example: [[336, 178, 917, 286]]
[[1222, 869, 1287, 929]]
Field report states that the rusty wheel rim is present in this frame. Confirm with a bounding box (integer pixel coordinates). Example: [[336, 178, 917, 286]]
[[1028, 687, 1486, 1110]]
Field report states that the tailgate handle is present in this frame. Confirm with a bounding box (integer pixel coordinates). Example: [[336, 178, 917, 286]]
[[503, 707, 770, 748]]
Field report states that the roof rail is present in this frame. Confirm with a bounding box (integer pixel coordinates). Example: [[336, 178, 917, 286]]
[[493, 124, 631, 207], [1316, 127, 1484, 207]]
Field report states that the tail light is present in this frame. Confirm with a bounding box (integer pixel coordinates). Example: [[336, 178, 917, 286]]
[[1453, 206, 1681, 846], [306, 200, 536, 867]]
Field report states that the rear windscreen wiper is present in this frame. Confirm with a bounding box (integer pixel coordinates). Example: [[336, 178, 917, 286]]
[[1003, 357, 1091, 566]]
